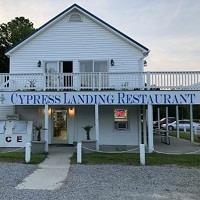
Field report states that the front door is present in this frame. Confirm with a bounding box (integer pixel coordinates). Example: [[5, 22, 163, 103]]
[[45, 61, 73, 89], [52, 110, 67, 144], [62, 61, 73, 88]]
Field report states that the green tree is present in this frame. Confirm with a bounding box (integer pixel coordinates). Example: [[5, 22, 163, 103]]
[[0, 17, 35, 72]]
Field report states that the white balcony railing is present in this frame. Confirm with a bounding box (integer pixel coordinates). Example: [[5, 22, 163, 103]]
[[1, 72, 200, 91]]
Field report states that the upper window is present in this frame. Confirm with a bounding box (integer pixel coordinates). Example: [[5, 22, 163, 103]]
[[69, 13, 82, 22], [79, 60, 108, 73], [79, 60, 108, 88]]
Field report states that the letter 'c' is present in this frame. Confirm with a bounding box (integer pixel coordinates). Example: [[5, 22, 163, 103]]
[[6, 136, 11, 142]]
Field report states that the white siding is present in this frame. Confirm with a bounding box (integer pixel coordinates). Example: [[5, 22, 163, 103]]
[[72, 106, 95, 142], [0, 106, 15, 120], [15, 106, 44, 125], [73, 105, 139, 145], [99, 105, 139, 145], [15, 105, 140, 145], [15, 106, 47, 141], [10, 11, 144, 74]]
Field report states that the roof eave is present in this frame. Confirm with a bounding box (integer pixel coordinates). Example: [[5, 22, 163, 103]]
[[5, 3, 149, 56], [5, 4, 77, 56]]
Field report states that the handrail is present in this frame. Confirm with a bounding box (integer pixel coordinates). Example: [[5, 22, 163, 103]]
[[1, 71, 200, 91], [1, 71, 200, 74]]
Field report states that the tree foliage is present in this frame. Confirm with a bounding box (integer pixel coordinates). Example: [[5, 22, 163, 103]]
[[0, 17, 35, 72]]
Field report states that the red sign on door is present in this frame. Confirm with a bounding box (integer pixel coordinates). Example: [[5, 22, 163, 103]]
[[114, 109, 127, 119]]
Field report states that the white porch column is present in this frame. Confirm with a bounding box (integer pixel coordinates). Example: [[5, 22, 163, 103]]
[[138, 106, 142, 144], [165, 106, 169, 133], [147, 104, 154, 152], [157, 107, 160, 133], [142, 106, 147, 146], [190, 104, 194, 142], [44, 104, 49, 152], [95, 104, 99, 150], [176, 105, 180, 138]]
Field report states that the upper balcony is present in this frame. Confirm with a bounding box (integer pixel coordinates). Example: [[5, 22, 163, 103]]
[[1, 71, 200, 91]]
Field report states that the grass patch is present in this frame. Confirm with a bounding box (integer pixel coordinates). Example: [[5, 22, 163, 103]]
[[71, 152, 139, 165], [146, 153, 200, 166], [0, 152, 47, 164], [169, 131, 200, 143], [71, 152, 200, 167]]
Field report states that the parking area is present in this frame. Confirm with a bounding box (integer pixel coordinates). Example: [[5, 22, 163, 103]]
[[0, 163, 200, 200], [154, 134, 200, 154]]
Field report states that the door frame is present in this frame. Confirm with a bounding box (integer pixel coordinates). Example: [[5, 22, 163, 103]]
[[51, 109, 68, 144], [61, 61, 73, 73]]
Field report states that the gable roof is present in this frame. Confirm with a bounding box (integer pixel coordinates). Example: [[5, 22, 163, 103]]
[[6, 4, 149, 56]]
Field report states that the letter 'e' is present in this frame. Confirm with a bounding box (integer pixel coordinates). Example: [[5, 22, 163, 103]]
[[17, 136, 22, 142]]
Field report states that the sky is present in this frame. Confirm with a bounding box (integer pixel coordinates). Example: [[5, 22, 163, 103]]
[[0, 0, 200, 71]]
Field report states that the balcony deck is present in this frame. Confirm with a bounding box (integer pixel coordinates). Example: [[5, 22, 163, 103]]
[[0, 72, 200, 91]]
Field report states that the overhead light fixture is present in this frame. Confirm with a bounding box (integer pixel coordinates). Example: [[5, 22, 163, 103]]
[[42, 108, 52, 115], [68, 107, 75, 117], [48, 108, 52, 115]]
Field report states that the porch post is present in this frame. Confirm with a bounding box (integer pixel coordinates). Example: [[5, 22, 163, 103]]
[[190, 104, 194, 142], [157, 107, 160, 133], [95, 104, 99, 150], [147, 104, 154, 152], [142, 106, 147, 146], [176, 105, 180, 138], [138, 106, 142, 144], [44, 104, 49, 152], [165, 106, 169, 132]]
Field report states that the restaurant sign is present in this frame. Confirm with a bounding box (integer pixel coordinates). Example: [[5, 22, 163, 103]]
[[0, 121, 32, 147], [0, 91, 198, 105]]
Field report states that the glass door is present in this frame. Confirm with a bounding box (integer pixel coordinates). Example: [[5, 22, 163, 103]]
[[61, 61, 73, 88], [80, 61, 93, 88], [94, 61, 108, 88], [45, 61, 60, 88], [52, 110, 67, 144], [79, 60, 108, 89]]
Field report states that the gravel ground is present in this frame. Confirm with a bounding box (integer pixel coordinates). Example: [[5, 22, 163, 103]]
[[0, 163, 200, 200]]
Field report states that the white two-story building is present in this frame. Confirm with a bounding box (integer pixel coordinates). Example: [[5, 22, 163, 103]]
[[1, 4, 200, 152]]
